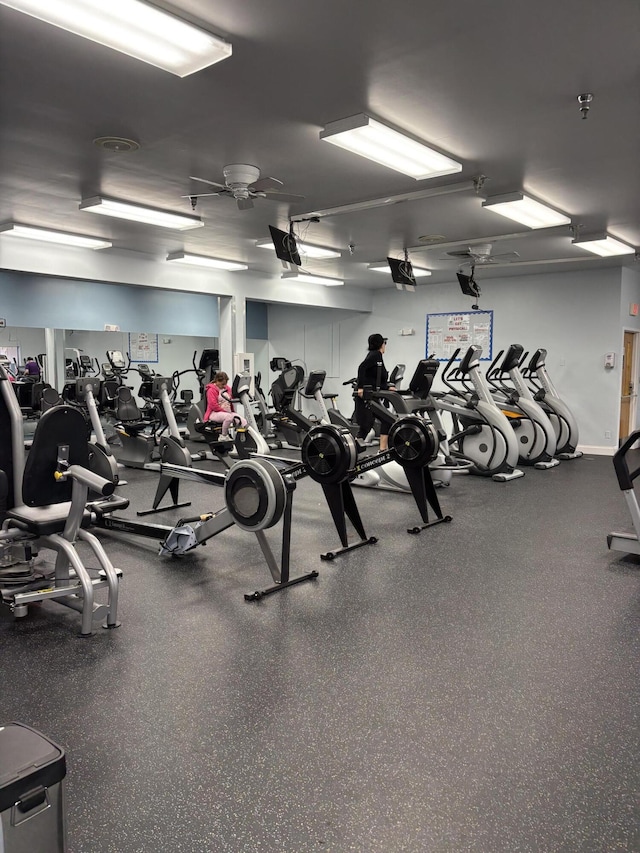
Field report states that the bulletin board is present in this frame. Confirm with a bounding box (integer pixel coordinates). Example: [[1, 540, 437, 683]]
[[128, 332, 159, 363], [425, 311, 494, 361]]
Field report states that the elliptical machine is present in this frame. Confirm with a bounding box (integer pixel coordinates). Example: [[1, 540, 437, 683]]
[[608, 430, 640, 555], [485, 344, 560, 469], [431, 346, 524, 482], [521, 348, 583, 460]]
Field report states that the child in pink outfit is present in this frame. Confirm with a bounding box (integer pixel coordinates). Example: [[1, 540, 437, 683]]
[[203, 371, 248, 437]]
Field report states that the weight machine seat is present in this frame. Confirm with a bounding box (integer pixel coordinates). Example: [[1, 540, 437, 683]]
[[6, 502, 92, 536], [8, 406, 112, 538]]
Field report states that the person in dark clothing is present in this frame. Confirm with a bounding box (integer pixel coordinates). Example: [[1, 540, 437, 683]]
[[22, 357, 40, 378], [354, 333, 396, 451]]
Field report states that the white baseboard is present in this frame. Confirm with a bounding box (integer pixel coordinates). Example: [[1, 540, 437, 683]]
[[578, 445, 616, 456]]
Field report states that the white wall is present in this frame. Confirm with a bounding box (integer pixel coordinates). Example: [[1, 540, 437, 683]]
[[266, 306, 371, 413], [267, 268, 627, 451], [620, 267, 640, 329], [0, 241, 373, 312], [0, 326, 47, 368]]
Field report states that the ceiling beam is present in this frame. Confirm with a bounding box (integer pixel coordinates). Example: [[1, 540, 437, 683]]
[[290, 180, 477, 222], [408, 226, 570, 254]]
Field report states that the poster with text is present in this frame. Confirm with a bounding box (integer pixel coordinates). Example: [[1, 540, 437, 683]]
[[425, 311, 493, 361]]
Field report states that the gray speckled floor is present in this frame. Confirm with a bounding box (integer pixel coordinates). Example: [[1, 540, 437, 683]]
[[1, 452, 639, 852]]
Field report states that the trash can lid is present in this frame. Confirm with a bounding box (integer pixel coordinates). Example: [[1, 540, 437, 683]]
[[0, 722, 66, 812]]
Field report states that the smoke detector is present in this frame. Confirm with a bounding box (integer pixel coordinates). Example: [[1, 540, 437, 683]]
[[418, 234, 446, 243]]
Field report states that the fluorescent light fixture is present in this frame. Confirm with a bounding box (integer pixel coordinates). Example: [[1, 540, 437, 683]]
[[80, 197, 203, 230], [572, 233, 635, 257], [320, 114, 462, 180], [166, 251, 247, 271], [482, 192, 571, 229], [281, 271, 344, 287], [255, 238, 341, 259], [368, 262, 432, 277], [0, 0, 232, 77], [0, 222, 111, 249]]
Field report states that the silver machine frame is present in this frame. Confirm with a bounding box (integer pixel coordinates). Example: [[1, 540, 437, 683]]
[[0, 368, 122, 636]]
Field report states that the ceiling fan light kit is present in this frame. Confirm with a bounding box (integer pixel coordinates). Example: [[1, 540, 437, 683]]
[[166, 251, 248, 271], [482, 192, 571, 229], [320, 114, 463, 180], [0, 222, 112, 250], [572, 233, 635, 257], [444, 242, 520, 264], [80, 197, 203, 230], [0, 0, 232, 77], [187, 164, 304, 211]]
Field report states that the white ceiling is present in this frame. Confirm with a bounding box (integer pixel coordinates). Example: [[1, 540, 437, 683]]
[[1, 0, 639, 290]]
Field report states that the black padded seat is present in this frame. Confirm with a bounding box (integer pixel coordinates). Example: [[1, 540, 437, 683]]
[[23, 406, 91, 505], [270, 365, 304, 413], [40, 386, 63, 412], [6, 502, 92, 536], [10, 406, 97, 531], [194, 421, 225, 442], [115, 387, 150, 434]]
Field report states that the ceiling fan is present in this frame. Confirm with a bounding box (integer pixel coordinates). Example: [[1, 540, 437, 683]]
[[183, 164, 305, 211], [443, 242, 520, 264]]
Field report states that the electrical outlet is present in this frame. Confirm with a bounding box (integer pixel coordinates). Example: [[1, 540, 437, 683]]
[[605, 430, 612, 439]]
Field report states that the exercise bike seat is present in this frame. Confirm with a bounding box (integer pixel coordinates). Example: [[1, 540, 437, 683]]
[[115, 387, 150, 434]]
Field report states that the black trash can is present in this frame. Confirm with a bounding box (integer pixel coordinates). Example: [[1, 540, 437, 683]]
[[0, 722, 67, 852]]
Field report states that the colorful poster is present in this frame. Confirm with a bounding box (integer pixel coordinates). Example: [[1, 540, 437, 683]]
[[425, 311, 493, 361], [129, 332, 159, 363]]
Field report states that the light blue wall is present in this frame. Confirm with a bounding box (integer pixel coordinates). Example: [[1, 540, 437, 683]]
[[267, 267, 626, 451], [0, 271, 219, 336], [620, 267, 640, 330]]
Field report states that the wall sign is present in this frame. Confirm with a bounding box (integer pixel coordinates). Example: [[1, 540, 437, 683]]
[[426, 310, 494, 361], [128, 332, 159, 363]]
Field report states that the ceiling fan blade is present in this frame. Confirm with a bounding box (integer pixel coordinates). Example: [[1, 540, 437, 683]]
[[263, 191, 306, 203], [446, 250, 473, 258], [180, 192, 223, 199], [189, 175, 227, 190], [250, 176, 283, 192], [492, 251, 520, 260], [237, 197, 254, 210]]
